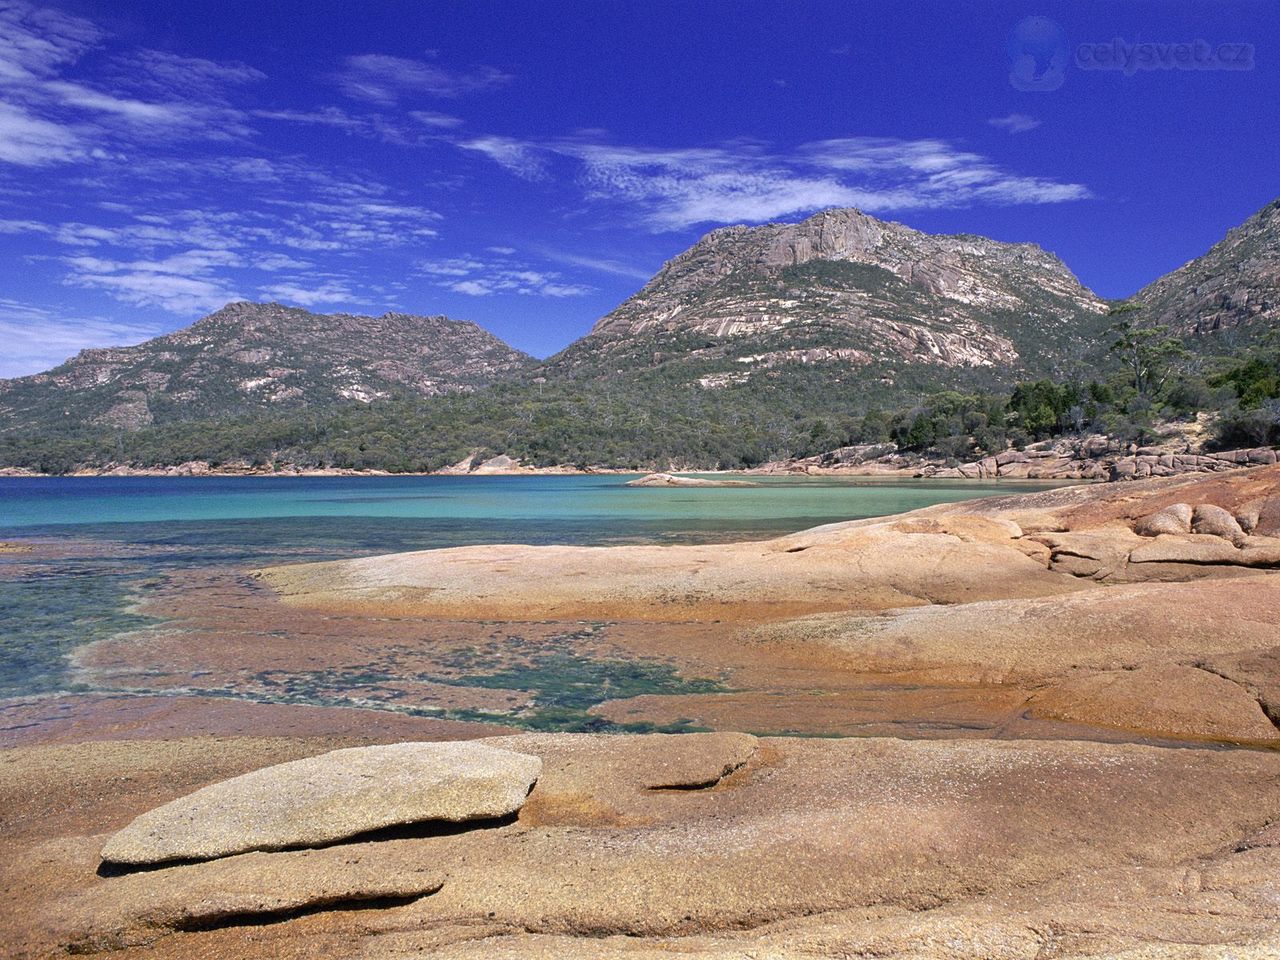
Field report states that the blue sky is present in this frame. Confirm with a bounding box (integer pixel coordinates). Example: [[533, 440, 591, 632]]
[[0, 0, 1275, 377]]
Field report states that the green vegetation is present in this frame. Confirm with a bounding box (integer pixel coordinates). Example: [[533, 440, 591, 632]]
[[779, 260, 905, 294], [872, 323, 1279, 456], [2, 318, 1277, 474], [1108, 304, 1193, 399]]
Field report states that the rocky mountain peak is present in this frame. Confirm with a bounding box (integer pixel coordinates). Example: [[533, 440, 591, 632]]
[[549, 206, 1106, 389], [1134, 196, 1280, 337], [0, 302, 534, 431]]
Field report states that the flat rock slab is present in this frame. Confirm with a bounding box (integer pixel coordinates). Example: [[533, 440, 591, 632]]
[[1028, 665, 1280, 743], [100, 741, 542, 866], [484, 732, 758, 828], [56, 844, 446, 952]]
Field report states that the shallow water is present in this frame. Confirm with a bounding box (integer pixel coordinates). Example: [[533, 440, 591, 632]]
[[0, 474, 1060, 535], [0, 475, 1069, 715]]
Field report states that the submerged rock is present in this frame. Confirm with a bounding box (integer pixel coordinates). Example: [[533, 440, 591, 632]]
[[100, 741, 542, 866], [625, 473, 760, 487]]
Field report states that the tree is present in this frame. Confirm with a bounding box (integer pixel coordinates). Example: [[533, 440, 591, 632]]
[[1107, 304, 1191, 400]]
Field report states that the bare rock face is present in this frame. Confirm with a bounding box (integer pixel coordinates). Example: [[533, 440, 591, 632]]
[[1127, 534, 1251, 566], [99, 741, 542, 866], [19, 732, 1280, 958], [1028, 665, 1280, 742], [543, 207, 1107, 389], [54, 845, 446, 952], [766, 433, 1279, 485], [258, 513, 1080, 623], [1134, 502, 1194, 536], [1193, 503, 1249, 545], [470, 454, 521, 474], [1237, 499, 1264, 533], [0, 301, 535, 430], [1133, 197, 1280, 337]]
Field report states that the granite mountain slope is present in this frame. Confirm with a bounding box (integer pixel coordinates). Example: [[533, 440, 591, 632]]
[[543, 207, 1110, 390], [0, 302, 535, 431], [1133, 197, 1280, 341], [5, 201, 1280, 453]]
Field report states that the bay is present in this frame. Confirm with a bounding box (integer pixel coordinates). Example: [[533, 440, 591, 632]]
[[0, 474, 1068, 705]]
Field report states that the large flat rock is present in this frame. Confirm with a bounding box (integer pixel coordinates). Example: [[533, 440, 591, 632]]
[[487, 732, 759, 827], [100, 741, 542, 866], [746, 575, 1280, 685], [53, 844, 446, 952], [8, 733, 1280, 958], [257, 513, 1080, 622], [259, 467, 1280, 624], [1028, 664, 1280, 742]]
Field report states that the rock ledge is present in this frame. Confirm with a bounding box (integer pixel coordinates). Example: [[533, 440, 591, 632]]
[[100, 741, 542, 866]]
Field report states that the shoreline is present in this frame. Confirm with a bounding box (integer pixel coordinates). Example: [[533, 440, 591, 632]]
[[2, 435, 1275, 481], [0, 467, 1082, 481], [4, 466, 1280, 957]]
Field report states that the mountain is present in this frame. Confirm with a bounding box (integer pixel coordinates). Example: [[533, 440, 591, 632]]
[[1132, 198, 1280, 341], [0, 302, 534, 432], [543, 207, 1109, 391], [5, 203, 1279, 475]]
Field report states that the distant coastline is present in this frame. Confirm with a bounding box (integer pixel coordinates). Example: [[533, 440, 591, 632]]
[[3, 439, 1276, 483]]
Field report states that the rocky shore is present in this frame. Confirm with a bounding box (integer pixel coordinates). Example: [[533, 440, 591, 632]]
[[757, 434, 1279, 482], [5, 466, 1280, 957], [6, 436, 1273, 482], [0, 459, 623, 478]]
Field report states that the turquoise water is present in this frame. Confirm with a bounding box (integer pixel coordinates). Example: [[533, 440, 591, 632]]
[[1, 474, 1053, 534], [0, 475, 1066, 707]]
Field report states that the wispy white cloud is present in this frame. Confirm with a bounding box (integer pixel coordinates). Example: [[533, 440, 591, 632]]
[[419, 257, 485, 277], [537, 248, 654, 280], [418, 255, 591, 298], [0, 215, 53, 234], [0, 100, 84, 165], [109, 49, 265, 101], [29, 199, 432, 312], [253, 105, 372, 132], [409, 110, 463, 128], [29, 173, 440, 256], [0, 1, 262, 165], [252, 252, 313, 272], [334, 53, 510, 104], [0, 5, 498, 338], [20, 173, 441, 314], [988, 113, 1042, 134], [0, 297, 163, 378], [0, 2, 101, 83], [252, 105, 454, 146], [458, 135, 546, 179], [258, 279, 358, 306], [61, 249, 244, 314], [459, 133, 1091, 230], [259, 197, 441, 248], [42, 79, 192, 123]]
